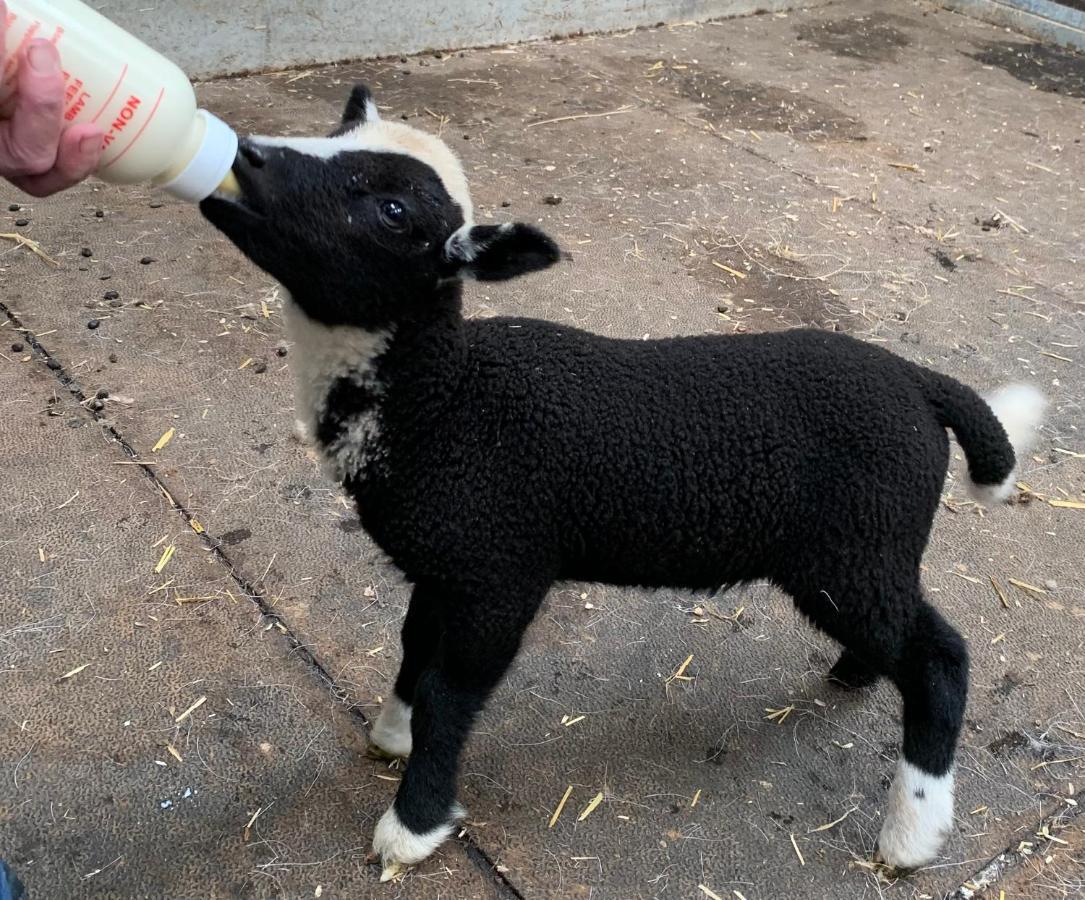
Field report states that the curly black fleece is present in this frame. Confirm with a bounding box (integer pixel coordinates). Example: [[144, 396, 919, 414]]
[[350, 308, 1012, 599]]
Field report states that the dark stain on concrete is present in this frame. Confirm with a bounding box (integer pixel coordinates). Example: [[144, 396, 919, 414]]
[[646, 63, 865, 140], [967, 40, 1085, 100], [795, 13, 914, 63], [986, 729, 1030, 758], [682, 234, 845, 331], [219, 528, 253, 546], [993, 670, 1024, 699]]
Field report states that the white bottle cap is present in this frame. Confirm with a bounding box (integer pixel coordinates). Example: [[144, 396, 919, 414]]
[[159, 110, 239, 202]]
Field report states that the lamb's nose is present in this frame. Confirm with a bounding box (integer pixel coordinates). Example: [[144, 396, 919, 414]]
[[238, 140, 267, 169]]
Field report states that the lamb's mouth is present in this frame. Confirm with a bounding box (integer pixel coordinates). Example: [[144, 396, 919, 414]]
[[206, 142, 270, 218]]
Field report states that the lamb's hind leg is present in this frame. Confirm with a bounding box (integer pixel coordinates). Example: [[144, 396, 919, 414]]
[[877, 601, 967, 869], [828, 647, 879, 690], [369, 584, 442, 759], [791, 575, 966, 869]]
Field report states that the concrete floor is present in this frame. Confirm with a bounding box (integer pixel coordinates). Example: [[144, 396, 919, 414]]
[[1, 1, 1083, 897]]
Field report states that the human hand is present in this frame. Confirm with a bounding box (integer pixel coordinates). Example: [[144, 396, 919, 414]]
[[0, 1, 103, 197]]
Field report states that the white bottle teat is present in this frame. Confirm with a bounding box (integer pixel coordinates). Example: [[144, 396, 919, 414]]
[[1, 0, 239, 201]]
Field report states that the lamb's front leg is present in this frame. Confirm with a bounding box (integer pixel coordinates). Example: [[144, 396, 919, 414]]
[[372, 583, 546, 880], [369, 584, 442, 760]]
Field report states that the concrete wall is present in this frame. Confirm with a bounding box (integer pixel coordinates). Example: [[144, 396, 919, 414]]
[[93, 0, 836, 79], [940, 0, 1085, 49]]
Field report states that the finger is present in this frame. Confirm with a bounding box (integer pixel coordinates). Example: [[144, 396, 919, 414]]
[[9, 126, 102, 197], [55, 123, 104, 179], [0, 39, 65, 177], [1, 3, 8, 52]]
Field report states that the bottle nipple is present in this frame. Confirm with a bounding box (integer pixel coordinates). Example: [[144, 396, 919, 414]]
[[217, 170, 241, 199]]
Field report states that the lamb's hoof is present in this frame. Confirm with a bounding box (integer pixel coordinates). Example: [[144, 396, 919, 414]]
[[365, 743, 404, 763], [291, 419, 312, 444], [876, 760, 954, 870], [364, 851, 407, 883], [380, 860, 407, 883], [371, 803, 463, 879], [828, 652, 879, 690], [369, 696, 413, 760]]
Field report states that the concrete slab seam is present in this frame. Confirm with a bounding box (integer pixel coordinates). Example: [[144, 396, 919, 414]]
[[946, 788, 1085, 897]]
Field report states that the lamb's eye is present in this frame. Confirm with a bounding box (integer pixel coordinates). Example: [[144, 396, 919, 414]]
[[378, 199, 407, 231]]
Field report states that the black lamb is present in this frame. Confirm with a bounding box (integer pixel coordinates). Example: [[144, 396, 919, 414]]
[[200, 83, 1046, 879]]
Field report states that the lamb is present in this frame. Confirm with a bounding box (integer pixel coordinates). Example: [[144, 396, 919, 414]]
[[199, 83, 1046, 881]]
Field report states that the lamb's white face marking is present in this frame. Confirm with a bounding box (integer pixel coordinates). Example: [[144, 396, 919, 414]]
[[281, 296, 391, 482], [877, 760, 954, 869], [252, 117, 473, 222], [370, 695, 412, 758], [372, 801, 464, 877], [241, 99, 481, 484]]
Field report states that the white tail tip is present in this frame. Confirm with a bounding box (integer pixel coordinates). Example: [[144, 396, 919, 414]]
[[966, 383, 1046, 504]]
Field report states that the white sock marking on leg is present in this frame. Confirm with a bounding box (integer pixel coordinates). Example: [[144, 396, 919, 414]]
[[370, 695, 412, 757], [372, 802, 463, 867], [878, 759, 954, 868]]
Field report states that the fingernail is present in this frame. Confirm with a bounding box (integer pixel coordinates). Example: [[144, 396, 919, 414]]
[[27, 41, 59, 74], [80, 135, 101, 157]]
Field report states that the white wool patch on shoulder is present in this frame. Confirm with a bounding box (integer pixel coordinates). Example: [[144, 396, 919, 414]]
[[282, 295, 391, 481], [877, 759, 954, 869]]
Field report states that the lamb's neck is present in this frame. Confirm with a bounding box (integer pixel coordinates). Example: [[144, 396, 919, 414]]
[[282, 296, 393, 445], [281, 292, 468, 484]]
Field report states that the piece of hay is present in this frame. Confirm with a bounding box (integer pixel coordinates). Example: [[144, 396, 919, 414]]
[[764, 705, 795, 724], [808, 807, 855, 833], [711, 260, 746, 279], [59, 663, 90, 681], [577, 792, 603, 822], [243, 805, 264, 841], [790, 833, 806, 866], [666, 654, 694, 684], [153, 545, 175, 574], [549, 785, 573, 828], [0, 232, 57, 266], [175, 695, 207, 724], [151, 428, 175, 453], [1008, 578, 1046, 598]]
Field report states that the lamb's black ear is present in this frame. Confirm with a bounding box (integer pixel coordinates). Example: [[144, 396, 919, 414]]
[[443, 223, 562, 281], [331, 83, 379, 135]]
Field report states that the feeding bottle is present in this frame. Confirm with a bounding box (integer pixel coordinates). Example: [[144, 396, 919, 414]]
[[1, 0, 239, 201]]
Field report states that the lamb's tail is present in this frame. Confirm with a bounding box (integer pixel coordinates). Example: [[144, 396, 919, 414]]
[[919, 372, 1046, 505]]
